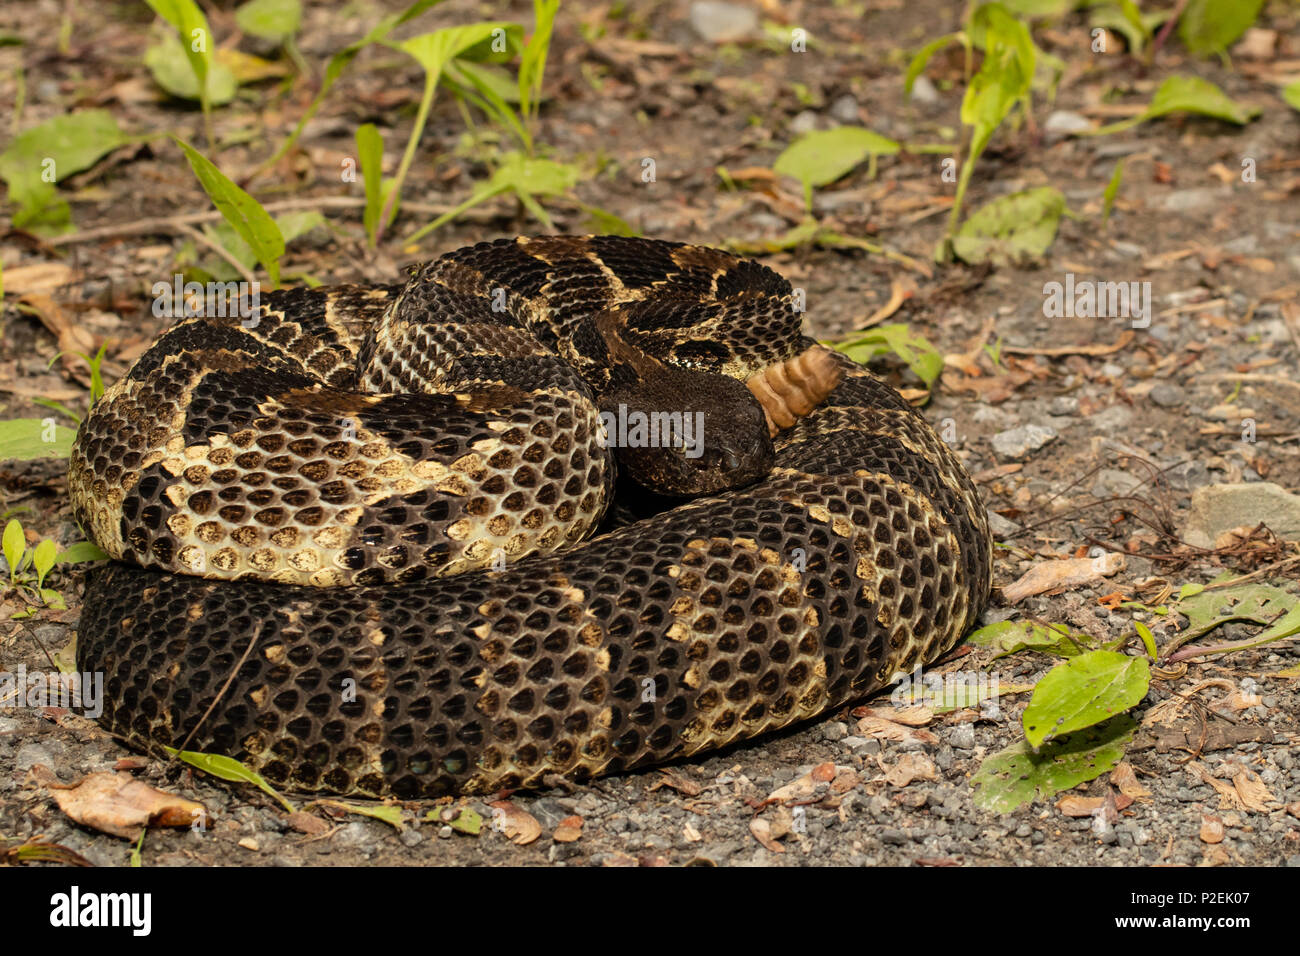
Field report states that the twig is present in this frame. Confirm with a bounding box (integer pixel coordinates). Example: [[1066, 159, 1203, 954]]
[[170, 621, 264, 760], [44, 197, 453, 247]]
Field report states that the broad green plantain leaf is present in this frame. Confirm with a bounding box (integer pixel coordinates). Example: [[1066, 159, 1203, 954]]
[[2, 519, 24, 576], [831, 323, 943, 389], [1178, 0, 1265, 57], [56, 542, 110, 565], [0, 418, 77, 460], [31, 538, 57, 587], [952, 187, 1065, 266], [1022, 650, 1148, 748], [235, 0, 302, 43], [965, 619, 1089, 659], [143, 29, 236, 104], [1089, 75, 1260, 136], [0, 110, 130, 233], [972, 715, 1136, 813], [774, 126, 900, 207]]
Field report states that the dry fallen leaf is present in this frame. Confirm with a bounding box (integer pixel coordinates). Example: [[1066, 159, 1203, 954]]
[[884, 753, 937, 788], [488, 801, 542, 846], [1187, 761, 1243, 810], [1110, 762, 1152, 800], [286, 811, 331, 836], [1231, 765, 1277, 812], [3, 262, 76, 296], [49, 772, 206, 840], [767, 761, 837, 803], [647, 768, 703, 796], [855, 704, 934, 726], [749, 816, 785, 853], [857, 715, 939, 746], [1001, 553, 1126, 604], [553, 815, 584, 843], [1200, 814, 1225, 844], [1056, 792, 1134, 817]]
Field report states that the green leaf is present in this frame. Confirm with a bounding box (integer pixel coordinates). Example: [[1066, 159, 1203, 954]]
[[831, 323, 944, 389], [143, 30, 237, 104], [56, 541, 110, 565], [31, 538, 56, 587], [1178, 0, 1265, 57], [519, 0, 559, 123], [996, 0, 1073, 17], [965, 619, 1088, 659], [1089, 75, 1261, 136], [773, 126, 900, 206], [1135, 621, 1157, 660], [144, 0, 213, 95], [407, 153, 578, 242], [972, 715, 1137, 813], [952, 186, 1065, 267], [356, 123, 386, 244], [164, 747, 295, 812], [174, 138, 284, 286], [1102, 157, 1124, 223], [1283, 81, 1300, 113], [235, 0, 302, 43], [314, 800, 405, 830], [1022, 650, 1149, 748], [1166, 578, 1300, 659], [203, 210, 323, 278], [0, 418, 77, 461], [0, 110, 130, 234], [2, 519, 25, 576], [398, 23, 522, 77]]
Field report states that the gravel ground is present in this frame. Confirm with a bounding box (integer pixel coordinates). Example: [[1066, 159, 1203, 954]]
[[1, 0, 1298, 866]]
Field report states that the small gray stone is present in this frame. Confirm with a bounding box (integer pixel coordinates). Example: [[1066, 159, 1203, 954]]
[[829, 95, 860, 124], [948, 724, 976, 750], [1148, 383, 1186, 407], [1044, 110, 1091, 139], [688, 1, 759, 43], [880, 828, 909, 845], [823, 721, 849, 742], [1162, 187, 1231, 214], [402, 827, 426, 846], [1015, 824, 1032, 838], [1184, 482, 1300, 549], [1091, 405, 1133, 431], [986, 509, 1021, 538], [990, 424, 1058, 461], [909, 75, 939, 104], [789, 109, 819, 136]]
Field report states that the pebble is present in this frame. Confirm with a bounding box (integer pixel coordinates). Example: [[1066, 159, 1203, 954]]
[[909, 75, 939, 104], [829, 95, 860, 123], [402, 828, 426, 846], [880, 828, 909, 845], [688, 1, 759, 43], [949, 724, 976, 750], [1044, 110, 1091, 139], [789, 109, 819, 136], [1148, 383, 1186, 407], [823, 721, 849, 742], [990, 424, 1058, 461]]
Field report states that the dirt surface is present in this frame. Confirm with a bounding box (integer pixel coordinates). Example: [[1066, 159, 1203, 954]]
[[1, 0, 1299, 867]]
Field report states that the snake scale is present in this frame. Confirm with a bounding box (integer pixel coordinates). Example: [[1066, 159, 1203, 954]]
[[71, 236, 991, 798]]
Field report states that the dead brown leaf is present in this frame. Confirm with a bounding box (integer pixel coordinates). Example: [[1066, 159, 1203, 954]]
[[488, 800, 542, 846], [49, 772, 206, 840], [1000, 553, 1125, 604], [1110, 762, 1152, 800], [749, 816, 785, 853], [553, 815, 584, 843], [884, 753, 937, 788], [1200, 814, 1225, 844], [1231, 765, 1277, 812]]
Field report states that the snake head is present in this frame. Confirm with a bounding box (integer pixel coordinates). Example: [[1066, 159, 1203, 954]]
[[600, 370, 775, 496]]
